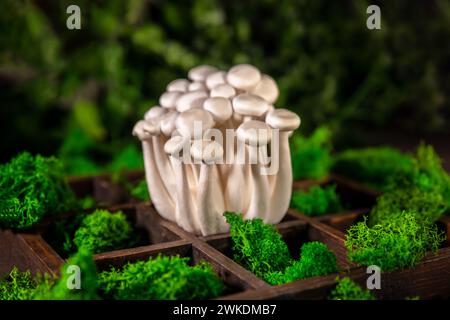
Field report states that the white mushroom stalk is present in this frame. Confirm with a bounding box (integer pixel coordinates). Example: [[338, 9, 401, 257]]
[[134, 64, 301, 236]]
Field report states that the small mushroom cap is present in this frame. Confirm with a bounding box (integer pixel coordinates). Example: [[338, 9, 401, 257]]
[[160, 111, 179, 136], [232, 93, 270, 117], [205, 71, 227, 89], [133, 120, 151, 140], [188, 65, 217, 82], [227, 64, 261, 90], [175, 109, 215, 138], [203, 97, 233, 124], [164, 135, 190, 158], [191, 140, 224, 163], [159, 91, 182, 109], [250, 74, 279, 104], [144, 106, 167, 121], [265, 108, 301, 131], [210, 84, 236, 99], [236, 120, 272, 146], [188, 81, 207, 91], [167, 79, 190, 92], [176, 90, 209, 112]]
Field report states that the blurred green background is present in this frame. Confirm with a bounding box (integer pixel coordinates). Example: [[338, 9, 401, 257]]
[[1, 0, 449, 174]]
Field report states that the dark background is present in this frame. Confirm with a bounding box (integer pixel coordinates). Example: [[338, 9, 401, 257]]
[[1, 0, 449, 171]]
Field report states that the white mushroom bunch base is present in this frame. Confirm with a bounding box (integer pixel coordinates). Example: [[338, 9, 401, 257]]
[[133, 64, 300, 236]]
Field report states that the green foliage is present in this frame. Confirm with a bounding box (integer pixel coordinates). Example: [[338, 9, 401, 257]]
[[393, 144, 450, 207], [73, 210, 134, 254], [329, 277, 375, 300], [34, 248, 99, 300], [290, 185, 342, 216], [129, 179, 150, 201], [224, 212, 291, 280], [0, 268, 37, 300], [107, 144, 144, 172], [98, 255, 224, 300], [291, 127, 332, 180], [369, 187, 448, 226], [0, 152, 76, 229], [46, 213, 86, 256], [332, 147, 415, 191], [345, 213, 445, 271]]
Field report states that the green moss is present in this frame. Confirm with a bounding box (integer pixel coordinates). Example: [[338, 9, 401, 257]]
[[291, 126, 332, 180], [98, 255, 224, 300], [0, 268, 37, 300], [34, 248, 99, 300], [332, 147, 414, 191], [108, 144, 144, 172], [329, 277, 375, 300], [290, 185, 342, 216], [0, 152, 76, 230], [129, 179, 150, 201], [345, 213, 445, 271], [73, 210, 134, 254], [369, 187, 447, 226], [224, 212, 291, 280]]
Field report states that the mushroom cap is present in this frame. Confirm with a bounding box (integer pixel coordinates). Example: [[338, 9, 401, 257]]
[[176, 90, 209, 112], [175, 109, 215, 138], [160, 111, 179, 136], [133, 120, 151, 140], [210, 83, 236, 99], [188, 81, 207, 91], [203, 97, 233, 124], [265, 108, 301, 131], [188, 65, 217, 82], [167, 79, 190, 92], [250, 74, 279, 104], [142, 120, 161, 136], [164, 135, 189, 158], [232, 93, 270, 117], [227, 64, 261, 90], [159, 91, 182, 109], [191, 140, 224, 163], [236, 120, 272, 146], [144, 106, 167, 121], [205, 71, 227, 89]]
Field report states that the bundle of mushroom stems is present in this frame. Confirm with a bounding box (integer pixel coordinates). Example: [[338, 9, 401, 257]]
[[133, 64, 300, 236]]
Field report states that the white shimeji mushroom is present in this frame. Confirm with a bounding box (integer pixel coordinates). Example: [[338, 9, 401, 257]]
[[191, 139, 227, 235], [232, 93, 270, 122], [227, 64, 261, 91], [175, 108, 215, 140], [167, 79, 190, 92], [205, 71, 227, 89], [188, 81, 207, 92], [159, 91, 182, 109], [159, 111, 179, 137], [250, 74, 279, 104], [164, 135, 197, 233], [188, 65, 217, 82], [210, 84, 236, 99], [144, 106, 167, 121], [176, 90, 209, 113], [133, 120, 175, 221], [236, 120, 272, 220], [265, 109, 301, 223]]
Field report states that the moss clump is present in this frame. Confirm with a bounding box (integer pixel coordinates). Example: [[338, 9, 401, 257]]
[[369, 187, 447, 226], [290, 185, 342, 216], [332, 147, 414, 191], [291, 126, 332, 180], [224, 212, 291, 280], [0, 152, 76, 230], [73, 210, 134, 254], [345, 213, 445, 271], [0, 268, 38, 300], [34, 248, 99, 300], [98, 255, 224, 300], [267, 242, 337, 285], [329, 277, 375, 300]]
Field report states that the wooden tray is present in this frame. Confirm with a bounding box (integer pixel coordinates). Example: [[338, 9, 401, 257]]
[[1, 171, 449, 300]]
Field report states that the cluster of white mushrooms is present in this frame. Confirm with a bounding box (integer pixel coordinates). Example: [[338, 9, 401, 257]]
[[133, 64, 300, 236]]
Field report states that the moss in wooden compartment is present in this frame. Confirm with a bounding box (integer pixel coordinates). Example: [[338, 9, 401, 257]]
[[0, 152, 76, 230], [329, 277, 375, 300], [224, 212, 337, 285], [98, 255, 224, 300], [0, 268, 39, 300], [290, 184, 342, 216]]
